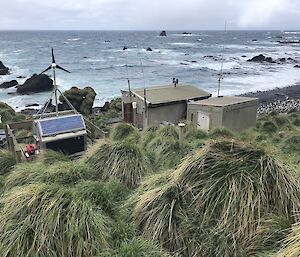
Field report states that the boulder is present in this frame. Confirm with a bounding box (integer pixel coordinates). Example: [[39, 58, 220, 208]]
[[17, 75, 25, 78], [146, 47, 152, 51], [182, 32, 192, 35], [265, 57, 273, 63], [279, 58, 286, 62], [0, 61, 9, 75], [16, 74, 53, 94], [247, 54, 266, 62], [123, 46, 128, 50], [59, 86, 96, 115], [0, 80, 18, 89], [159, 30, 167, 37], [294, 65, 300, 68]]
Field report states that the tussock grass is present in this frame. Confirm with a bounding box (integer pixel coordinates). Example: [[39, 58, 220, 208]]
[[5, 160, 92, 190], [0, 150, 16, 175], [74, 180, 130, 217], [39, 149, 70, 165], [87, 142, 149, 188], [110, 123, 139, 143], [0, 183, 109, 257], [209, 127, 234, 138], [103, 237, 171, 257], [261, 120, 278, 133], [277, 222, 300, 257], [133, 140, 300, 256]]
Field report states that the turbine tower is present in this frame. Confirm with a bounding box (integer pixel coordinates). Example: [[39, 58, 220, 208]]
[[40, 48, 71, 115]]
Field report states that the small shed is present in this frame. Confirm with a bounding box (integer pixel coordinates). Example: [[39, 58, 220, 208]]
[[33, 114, 87, 155], [121, 84, 211, 129], [187, 96, 259, 132]]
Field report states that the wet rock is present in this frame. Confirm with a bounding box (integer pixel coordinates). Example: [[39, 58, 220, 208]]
[[16, 74, 53, 94], [265, 57, 274, 63], [146, 47, 152, 51], [0, 61, 9, 75], [279, 58, 286, 62], [241, 55, 247, 57], [0, 80, 18, 89], [25, 103, 39, 107], [294, 65, 300, 68], [182, 32, 192, 35], [252, 39, 257, 41], [123, 46, 128, 50], [159, 30, 167, 36], [16, 75, 25, 78], [247, 54, 266, 62]]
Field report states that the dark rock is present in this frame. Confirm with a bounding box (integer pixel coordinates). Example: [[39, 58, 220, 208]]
[[59, 86, 96, 115], [191, 60, 197, 63], [16, 75, 25, 78], [0, 61, 9, 75], [0, 80, 18, 89], [247, 54, 266, 62], [16, 74, 53, 94], [278, 40, 300, 44], [100, 101, 110, 112], [123, 46, 127, 50], [288, 57, 297, 62], [182, 32, 192, 35], [146, 47, 152, 51], [252, 39, 257, 41], [20, 108, 39, 116], [25, 103, 39, 107], [241, 55, 247, 57], [294, 65, 300, 68], [159, 30, 167, 37], [279, 58, 286, 62], [204, 55, 214, 58], [265, 57, 273, 63], [104, 40, 111, 43]]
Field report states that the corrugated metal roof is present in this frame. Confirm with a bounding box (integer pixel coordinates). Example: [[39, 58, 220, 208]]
[[191, 96, 258, 107], [131, 84, 211, 105]]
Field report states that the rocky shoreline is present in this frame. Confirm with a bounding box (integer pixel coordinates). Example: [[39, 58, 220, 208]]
[[241, 84, 300, 115]]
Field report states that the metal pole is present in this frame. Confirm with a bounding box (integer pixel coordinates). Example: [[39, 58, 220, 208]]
[[53, 67, 58, 116]]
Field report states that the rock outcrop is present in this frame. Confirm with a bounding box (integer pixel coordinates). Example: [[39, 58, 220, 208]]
[[0, 61, 9, 75], [247, 54, 267, 62], [59, 86, 96, 115], [159, 30, 167, 37], [16, 74, 53, 94], [0, 80, 18, 89]]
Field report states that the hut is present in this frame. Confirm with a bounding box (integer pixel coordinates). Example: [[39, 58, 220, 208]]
[[187, 96, 259, 132], [121, 82, 211, 129]]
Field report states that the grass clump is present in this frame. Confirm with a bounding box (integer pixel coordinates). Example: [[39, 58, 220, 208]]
[[74, 180, 130, 217], [277, 222, 300, 257], [0, 150, 16, 175], [39, 149, 70, 165], [133, 140, 300, 256], [0, 183, 109, 257], [261, 120, 277, 133], [110, 123, 139, 143], [105, 237, 171, 257], [5, 160, 92, 190], [87, 142, 149, 188]]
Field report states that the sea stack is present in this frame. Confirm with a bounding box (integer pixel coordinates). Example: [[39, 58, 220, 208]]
[[160, 30, 167, 37], [0, 61, 9, 75], [16, 74, 53, 94]]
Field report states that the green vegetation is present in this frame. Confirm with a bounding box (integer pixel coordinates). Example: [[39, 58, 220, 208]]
[[0, 150, 16, 175], [0, 109, 298, 256], [0, 102, 25, 128], [87, 142, 149, 188]]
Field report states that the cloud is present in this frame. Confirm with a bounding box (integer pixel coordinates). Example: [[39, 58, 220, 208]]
[[0, 0, 300, 30]]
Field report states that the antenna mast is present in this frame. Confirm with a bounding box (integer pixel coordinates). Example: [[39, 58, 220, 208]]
[[217, 21, 227, 97], [40, 48, 71, 116]]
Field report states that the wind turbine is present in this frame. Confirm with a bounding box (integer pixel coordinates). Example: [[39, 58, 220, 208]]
[[40, 48, 71, 115]]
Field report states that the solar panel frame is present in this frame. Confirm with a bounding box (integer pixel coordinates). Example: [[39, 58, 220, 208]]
[[37, 114, 86, 137]]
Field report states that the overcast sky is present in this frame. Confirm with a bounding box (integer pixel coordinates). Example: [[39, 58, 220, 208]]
[[1, 0, 299, 30]]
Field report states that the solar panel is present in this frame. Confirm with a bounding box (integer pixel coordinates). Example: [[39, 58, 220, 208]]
[[38, 115, 86, 137]]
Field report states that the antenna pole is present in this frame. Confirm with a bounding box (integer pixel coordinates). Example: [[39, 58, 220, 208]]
[[217, 20, 227, 97], [53, 66, 58, 116]]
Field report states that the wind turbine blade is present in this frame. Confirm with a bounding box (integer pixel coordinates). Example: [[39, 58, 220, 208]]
[[56, 65, 71, 73], [40, 65, 52, 74], [52, 48, 56, 64]]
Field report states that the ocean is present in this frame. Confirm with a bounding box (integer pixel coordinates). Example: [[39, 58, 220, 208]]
[[0, 30, 299, 110]]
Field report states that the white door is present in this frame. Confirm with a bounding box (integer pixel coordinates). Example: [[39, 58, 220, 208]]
[[197, 112, 210, 131]]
